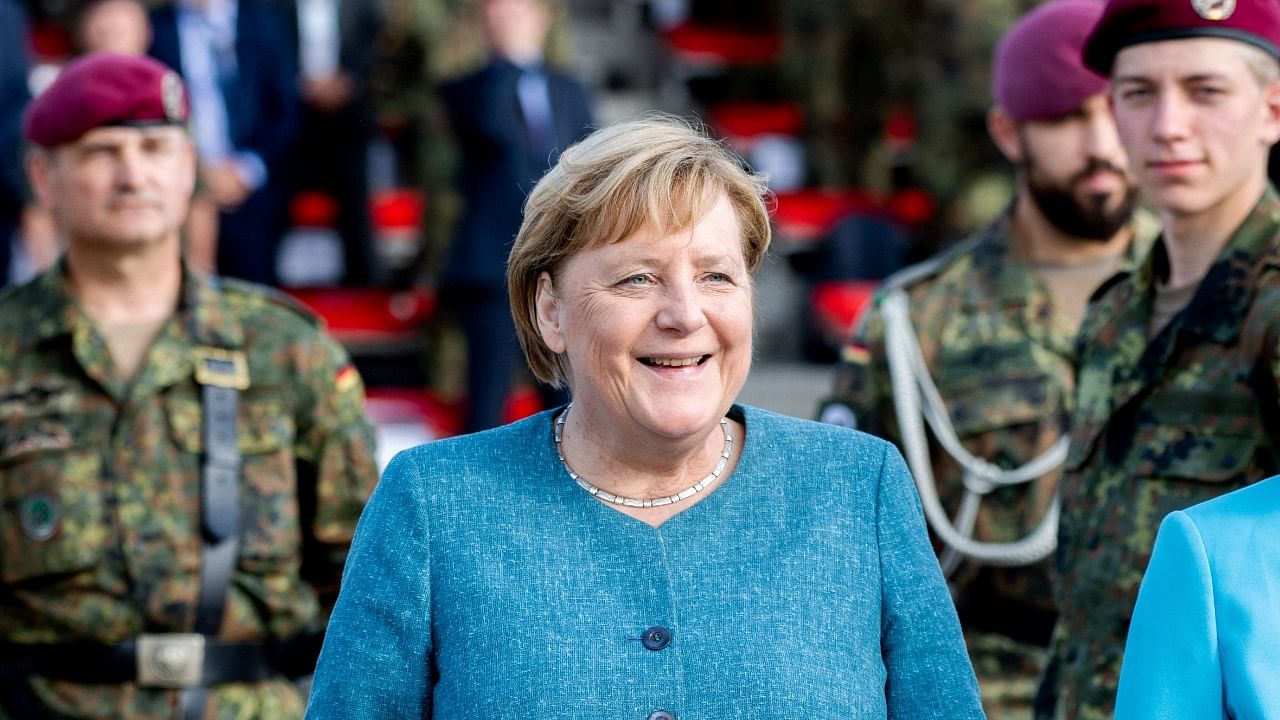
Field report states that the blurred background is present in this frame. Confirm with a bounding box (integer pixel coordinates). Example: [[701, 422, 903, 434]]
[[2, 0, 1046, 466]]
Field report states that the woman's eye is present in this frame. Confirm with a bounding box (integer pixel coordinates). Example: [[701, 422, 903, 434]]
[[624, 275, 650, 286]]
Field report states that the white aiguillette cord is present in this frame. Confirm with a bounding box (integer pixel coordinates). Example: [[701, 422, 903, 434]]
[[881, 288, 1065, 573]]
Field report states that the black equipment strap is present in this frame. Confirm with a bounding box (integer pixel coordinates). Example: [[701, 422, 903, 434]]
[[186, 348, 248, 720], [196, 382, 240, 634]]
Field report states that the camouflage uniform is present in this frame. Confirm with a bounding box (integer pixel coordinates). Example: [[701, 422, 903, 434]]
[[1044, 187, 1280, 719], [0, 264, 378, 719], [820, 210, 1149, 718]]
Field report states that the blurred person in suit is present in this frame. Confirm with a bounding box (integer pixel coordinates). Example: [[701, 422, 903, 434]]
[[0, 0, 31, 287], [150, 0, 301, 285], [286, 0, 385, 286], [74, 0, 152, 55], [438, 0, 593, 433]]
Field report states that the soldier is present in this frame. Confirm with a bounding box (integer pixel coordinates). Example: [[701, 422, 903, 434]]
[[0, 54, 378, 719], [436, 0, 593, 433], [1044, 0, 1280, 717], [817, 2, 1150, 716]]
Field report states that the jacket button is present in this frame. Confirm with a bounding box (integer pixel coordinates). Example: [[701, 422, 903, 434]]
[[641, 626, 672, 651], [647, 712, 675, 720]]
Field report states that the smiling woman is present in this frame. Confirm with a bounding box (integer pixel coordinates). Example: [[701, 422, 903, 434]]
[[305, 115, 984, 720], [531, 192, 753, 491]]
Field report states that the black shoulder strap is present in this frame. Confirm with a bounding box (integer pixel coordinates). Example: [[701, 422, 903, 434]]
[[196, 382, 239, 634], [183, 348, 248, 720], [191, 347, 248, 635]]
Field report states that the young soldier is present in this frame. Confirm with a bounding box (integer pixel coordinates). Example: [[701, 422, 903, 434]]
[[819, 2, 1149, 716], [0, 54, 378, 719], [1044, 1, 1280, 717]]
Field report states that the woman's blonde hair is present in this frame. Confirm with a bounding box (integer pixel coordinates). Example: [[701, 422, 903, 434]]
[[507, 113, 772, 388]]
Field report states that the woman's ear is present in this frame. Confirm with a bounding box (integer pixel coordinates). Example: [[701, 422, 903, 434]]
[[534, 271, 566, 354]]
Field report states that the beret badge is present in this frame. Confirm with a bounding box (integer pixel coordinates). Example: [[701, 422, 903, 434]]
[[1191, 0, 1236, 21], [161, 71, 185, 122]]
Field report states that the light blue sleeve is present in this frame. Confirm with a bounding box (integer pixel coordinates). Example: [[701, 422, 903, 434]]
[[305, 450, 434, 719], [1114, 511, 1224, 720], [875, 443, 985, 719]]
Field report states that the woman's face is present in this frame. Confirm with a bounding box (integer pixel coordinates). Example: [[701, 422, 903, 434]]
[[536, 192, 753, 442]]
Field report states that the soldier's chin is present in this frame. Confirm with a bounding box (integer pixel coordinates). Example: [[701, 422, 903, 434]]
[[86, 228, 172, 247]]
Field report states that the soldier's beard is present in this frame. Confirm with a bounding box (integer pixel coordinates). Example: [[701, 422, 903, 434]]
[[1023, 156, 1139, 241]]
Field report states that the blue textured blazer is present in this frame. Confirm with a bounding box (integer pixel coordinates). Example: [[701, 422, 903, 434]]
[[1115, 476, 1280, 719], [306, 405, 983, 719]]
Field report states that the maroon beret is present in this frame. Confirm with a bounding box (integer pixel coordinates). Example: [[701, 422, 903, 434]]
[[23, 52, 189, 148], [993, 0, 1109, 122], [1084, 0, 1280, 74]]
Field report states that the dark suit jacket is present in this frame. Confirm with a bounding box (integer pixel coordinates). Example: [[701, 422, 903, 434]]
[[283, 0, 384, 103], [149, 0, 300, 176], [439, 59, 593, 289], [0, 0, 29, 221]]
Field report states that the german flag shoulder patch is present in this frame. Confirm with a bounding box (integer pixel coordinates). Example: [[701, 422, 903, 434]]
[[840, 341, 871, 366], [335, 363, 360, 393]]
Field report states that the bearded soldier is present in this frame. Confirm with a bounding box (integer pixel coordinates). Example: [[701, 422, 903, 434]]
[[819, 2, 1151, 716]]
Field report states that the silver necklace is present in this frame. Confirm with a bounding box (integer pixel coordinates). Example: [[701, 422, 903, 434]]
[[553, 404, 733, 508]]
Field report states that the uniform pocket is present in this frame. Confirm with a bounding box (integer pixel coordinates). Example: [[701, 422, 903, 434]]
[[166, 394, 300, 570], [0, 420, 107, 584], [1132, 427, 1259, 482], [934, 369, 1061, 439], [1131, 389, 1261, 483]]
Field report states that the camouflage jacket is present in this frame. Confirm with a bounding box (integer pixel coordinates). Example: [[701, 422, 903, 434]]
[[1047, 187, 1280, 719], [820, 211, 1150, 621], [0, 264, 378, 719]]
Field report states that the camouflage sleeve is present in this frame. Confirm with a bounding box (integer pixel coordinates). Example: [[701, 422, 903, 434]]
[[292, 329, 379, 549], [1244, 281, 1280, 448], [815, 301, 899, 442], [1265, 321, 1280, 444]]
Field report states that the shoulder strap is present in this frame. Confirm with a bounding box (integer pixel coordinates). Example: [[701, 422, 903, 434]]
[[877, 240, 960, 294], [191, 347, 248, 635], [226, 279, 323, 326], [183, 348, 248, 720]]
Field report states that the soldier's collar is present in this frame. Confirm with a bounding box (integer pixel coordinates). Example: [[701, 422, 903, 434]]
[[1163, 184, 1280, 344], [18, 262, 247, 352], [180, 265, 245, 350], [21, 260, 82, 349], [979, 209, 1047, 309]]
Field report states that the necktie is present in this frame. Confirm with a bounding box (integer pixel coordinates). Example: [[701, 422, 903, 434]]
[[516, 66, 556, 167]]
